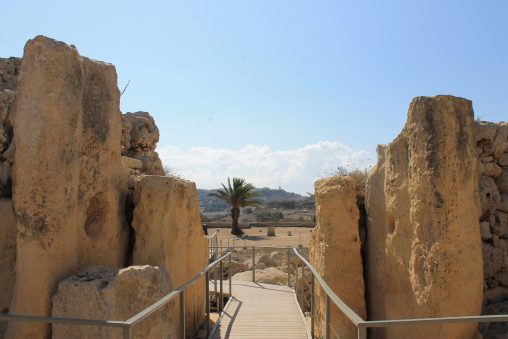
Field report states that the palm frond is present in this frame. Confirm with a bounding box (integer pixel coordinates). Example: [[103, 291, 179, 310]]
[[209, 177, 260, 208]]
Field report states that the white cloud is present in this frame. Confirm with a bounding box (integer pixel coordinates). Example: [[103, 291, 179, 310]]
[[157, 141, 372, 195]]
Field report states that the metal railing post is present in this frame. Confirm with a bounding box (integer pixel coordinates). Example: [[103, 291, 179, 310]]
[[311, 275, 315, 338], [252, 246, 256, 282], [214, 261, 218, 309], [122, 325, 131, 339], [357, 324, 367, 339], [219, 260, 224, 311], [228, 253, 232, 296], [300, 266, 304, 310], [287, 247, 291, 287], [205, 271, 210, 336], [179, 290, 186, 339], [295, 263, 299, 305], [325, 295, 330, 339]]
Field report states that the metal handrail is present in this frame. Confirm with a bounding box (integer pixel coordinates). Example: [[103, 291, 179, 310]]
[[0, 251, 233, 339], [5, 244, 508, 339], [291, 247, 508, 339], [0, 314, 126, 327], [292, 247, 364, 326]]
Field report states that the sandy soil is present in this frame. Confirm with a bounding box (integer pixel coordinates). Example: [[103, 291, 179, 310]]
[[207, 226, 313, 248]]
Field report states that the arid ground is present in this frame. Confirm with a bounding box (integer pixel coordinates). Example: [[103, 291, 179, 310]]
[[208, 226, 313, 248]]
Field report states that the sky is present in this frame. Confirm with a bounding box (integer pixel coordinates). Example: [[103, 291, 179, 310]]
[[2, 1, 507, 194]]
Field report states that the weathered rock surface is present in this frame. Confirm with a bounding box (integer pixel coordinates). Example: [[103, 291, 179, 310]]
[[51, 266, 173, 339], [6, 36, 129, 339], [131, 175, 207, 336], [497, 168, 508, 195], [126, 150, 164, 175], [477, 122, 508, 158], [499, 194, 508, 213], [365, 95, 483, 339], [480, 176, 501, 215], [0, 199, 16, 337], [310, 176, 366, 339], [0, 58, 21, 92], [0, 73, 17, 197], [481, 221, 493, 240], [484, 244, 505, 279], [476, 120, 508, 335], [121, 112, 164, 175], [0, 61, 19, 199], [499, 153, 508, 167]]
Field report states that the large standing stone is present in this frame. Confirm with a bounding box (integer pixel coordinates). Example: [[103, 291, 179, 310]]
[[51, 266, 173, 339], [365, 96, 483, 339], [0, 199, 16, 337], [131, 175, 207, 337], [6, 36, 129, 339], [310, 176, 366, 339]]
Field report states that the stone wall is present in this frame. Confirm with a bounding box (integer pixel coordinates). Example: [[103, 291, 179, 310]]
[[310, 176, 366, 339], [0, 57, 20, 339], [0, 58, 19, 198], [121, 112, 164, 175], [476, 121, 508, 337], [0, 199, 16, 337]]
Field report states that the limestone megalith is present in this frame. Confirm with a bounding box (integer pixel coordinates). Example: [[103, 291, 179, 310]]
[[365, 95, 483, 338], [6, 36, 129, 338], [310, 176, 366, 339], [51, 266, 173, 339], [131, 175, 208, 337]]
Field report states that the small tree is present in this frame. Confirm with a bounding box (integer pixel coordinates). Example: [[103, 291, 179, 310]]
[[209, 178, 260, 235]]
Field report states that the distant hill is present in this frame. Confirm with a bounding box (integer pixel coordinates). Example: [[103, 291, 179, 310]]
[[198, 187, 313, 213]]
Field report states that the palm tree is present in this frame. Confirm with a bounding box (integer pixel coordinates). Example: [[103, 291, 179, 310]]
[[209, 177, 260, 235]]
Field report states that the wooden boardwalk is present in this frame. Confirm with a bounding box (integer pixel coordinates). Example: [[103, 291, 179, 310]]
[[210, 281, 310, 339]]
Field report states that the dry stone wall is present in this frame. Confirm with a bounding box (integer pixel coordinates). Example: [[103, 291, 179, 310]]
[[476, 121, 508, 338], [121, 112, 164, 175], [0, 57, 20, 197], [0, 57, 20, 339], [310, 176, 366, 339]]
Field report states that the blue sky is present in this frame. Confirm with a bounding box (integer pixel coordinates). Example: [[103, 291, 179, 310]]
[[2, 1, 507, 193]]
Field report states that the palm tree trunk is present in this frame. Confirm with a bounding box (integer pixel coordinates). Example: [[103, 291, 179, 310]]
[[231, 207, 242, 235]]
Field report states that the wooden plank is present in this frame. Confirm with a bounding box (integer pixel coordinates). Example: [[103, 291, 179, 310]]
[[210, 281, 310, 339]]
